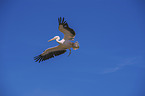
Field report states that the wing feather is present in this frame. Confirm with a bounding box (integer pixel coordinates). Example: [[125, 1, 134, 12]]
[[34, 45, 66, 63], [58, 17, 75, 40]]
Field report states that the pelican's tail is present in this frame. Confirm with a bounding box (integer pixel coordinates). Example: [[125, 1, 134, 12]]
[[72, 41, 79, 50]]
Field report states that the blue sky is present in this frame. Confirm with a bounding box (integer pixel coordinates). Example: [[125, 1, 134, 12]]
[[0, 0, 145, 96]]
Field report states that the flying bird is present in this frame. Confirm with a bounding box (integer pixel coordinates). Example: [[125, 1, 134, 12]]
[[34, 17, 79, 63]]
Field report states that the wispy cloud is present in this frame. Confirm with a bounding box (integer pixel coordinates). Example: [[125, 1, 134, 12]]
[[101, 57, 137, 74], [102, 66, 120, 74]]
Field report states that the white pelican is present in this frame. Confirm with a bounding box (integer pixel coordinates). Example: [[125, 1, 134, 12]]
[[34, 17, 79, 63]]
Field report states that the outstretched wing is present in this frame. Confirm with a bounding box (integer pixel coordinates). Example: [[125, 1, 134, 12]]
[[34, 45, 66, 63], [58, 17, 76, 40]]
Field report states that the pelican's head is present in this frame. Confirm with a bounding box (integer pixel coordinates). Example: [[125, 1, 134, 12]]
[[48, 36, 60, 42]]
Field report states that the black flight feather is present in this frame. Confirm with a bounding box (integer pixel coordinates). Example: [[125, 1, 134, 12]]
[[58, 17, 76, 36], [34, 50, 66, 63]]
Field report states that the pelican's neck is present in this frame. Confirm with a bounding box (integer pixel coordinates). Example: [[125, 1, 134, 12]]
[[55, 36, 60, 42], [56, 36, 63, 44]]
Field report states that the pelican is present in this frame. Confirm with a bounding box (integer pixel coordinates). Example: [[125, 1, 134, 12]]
[[34, 17, 79, 63]]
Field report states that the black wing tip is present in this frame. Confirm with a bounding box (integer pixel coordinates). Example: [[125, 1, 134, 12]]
[[34, 50, 67, 63], [58, 17, 76, 36], [58, 17, 66, 25], [34, 55, 44, 63]]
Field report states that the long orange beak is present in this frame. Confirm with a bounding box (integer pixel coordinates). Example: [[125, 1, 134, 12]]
[[48, 37, 56, 42]]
